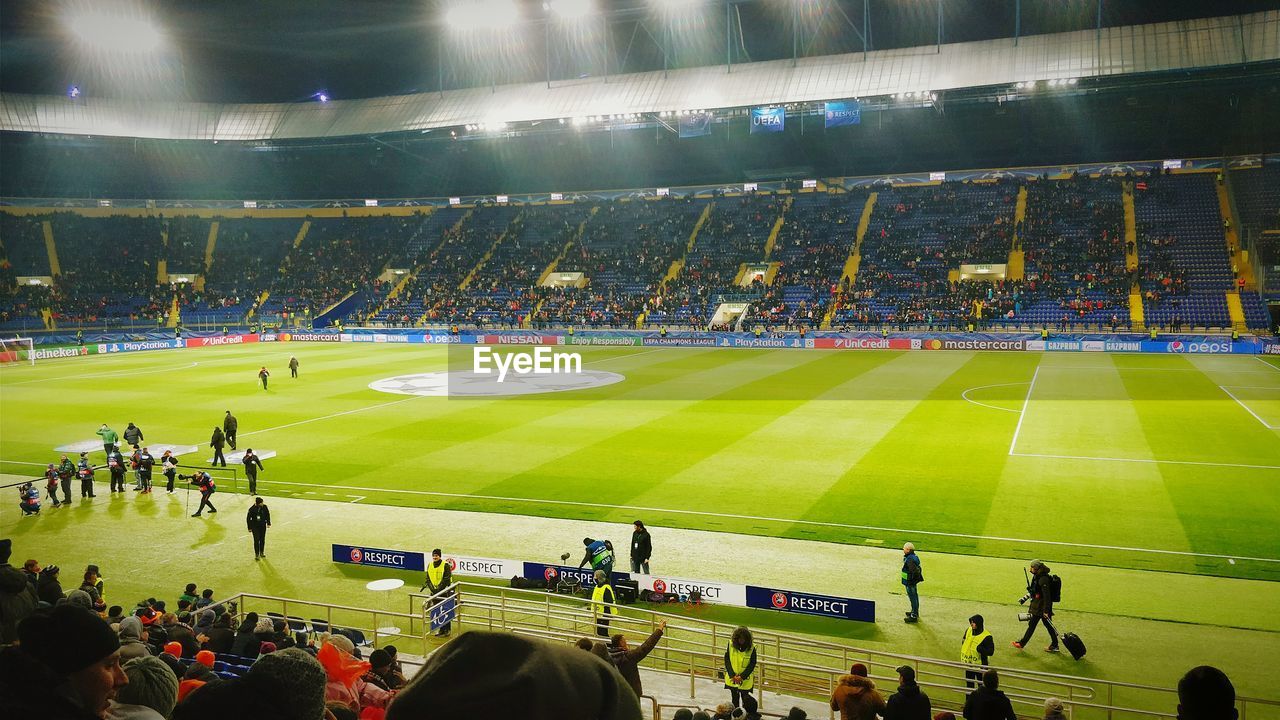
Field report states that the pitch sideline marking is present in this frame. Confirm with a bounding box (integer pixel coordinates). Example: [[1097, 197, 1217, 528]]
[[1007, 364, 1041, 455], [4, 460, 1276, 564], [1009, 451, 1280, 471], [1256, 357, 1280, 373], [10, 362, 200, 385], [1217, 386, 1279, 430], [960, 382, 1027, 413], [247, 477, 1280, 565]]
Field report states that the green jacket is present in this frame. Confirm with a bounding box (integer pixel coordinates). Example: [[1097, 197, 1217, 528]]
[[97, 428, 119, 445]]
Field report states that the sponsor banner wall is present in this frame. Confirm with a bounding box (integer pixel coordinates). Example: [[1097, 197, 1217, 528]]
[[283, 332, 342, 342], [642, 336, 717, 347], [745, 586, 876, 623], [481, 334, 565, 345], [632, 574, 748, 606], [1142, 340, 1242, 354], [331, 543, 425, 572], [522, 562, 626, 589], [444, 555, 521, 579], [186, 333, 260, 348], [26, 345, 97, 360], [568, 336, 643, 346]]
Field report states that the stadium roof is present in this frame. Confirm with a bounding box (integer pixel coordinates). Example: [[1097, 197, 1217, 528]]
[[0, 8, 1275, 141]]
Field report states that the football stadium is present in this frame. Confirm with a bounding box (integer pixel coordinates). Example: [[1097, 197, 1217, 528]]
[[1, 2, 1278, 719]]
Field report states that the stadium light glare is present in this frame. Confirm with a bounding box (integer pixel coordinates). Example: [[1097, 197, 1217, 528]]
[[547, 0, 595, 19], [1068, 77, 1079, 85], [64, 11, 163, 54], [67, 85, 81, 98], [316, 93, 330, 103], [445, 0, 519, 30]]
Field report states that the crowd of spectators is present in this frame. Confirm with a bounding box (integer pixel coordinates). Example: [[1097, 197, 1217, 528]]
[[163, 217, 210, 275]]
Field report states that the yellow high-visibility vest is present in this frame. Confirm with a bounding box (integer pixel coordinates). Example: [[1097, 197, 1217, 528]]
[[726, 646, 755, 690], [427, 561, 445, 589], [591, 584, 615, 616], [960, 628, 992, 665]]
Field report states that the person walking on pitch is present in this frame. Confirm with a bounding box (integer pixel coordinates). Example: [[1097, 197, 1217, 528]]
[[186, 471, 217, 517], [96, 424, 119, 456], [288, 356, 299, 378], [161, 450, 179, 493], [57, 455, 75, 506], [223, 411, 238, 450], [210, 427, 227, 468], [44, 464, 62, 506], [258, 366, 270, 390], [242, 449, 264, 495], [246, 497, 271, 559]]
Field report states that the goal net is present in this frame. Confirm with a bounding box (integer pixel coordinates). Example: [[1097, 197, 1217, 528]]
[[0, 337, 35, 366]]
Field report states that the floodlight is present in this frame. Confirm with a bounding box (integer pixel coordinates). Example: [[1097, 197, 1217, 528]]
[[317, 93, 330, 103], [67, 85, 81, 98], [1068, 77, 1079, 85], [547, 0, 594, 19], [65, 11, 162, 53], [445, 0, 519, 30]]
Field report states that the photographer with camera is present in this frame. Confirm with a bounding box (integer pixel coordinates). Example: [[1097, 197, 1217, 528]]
[[184, 471, 218, 517], [1012, 560, 1058, 653]]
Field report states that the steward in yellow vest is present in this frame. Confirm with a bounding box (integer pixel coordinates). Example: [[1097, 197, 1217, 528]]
[[591, 570, 615, 638], [421, 548, 454, 636], [960, 614, 995, 688], [723, 626, 759, 715]]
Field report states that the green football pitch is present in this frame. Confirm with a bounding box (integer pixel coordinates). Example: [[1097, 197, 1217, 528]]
[[3, 342, 1278, 579]]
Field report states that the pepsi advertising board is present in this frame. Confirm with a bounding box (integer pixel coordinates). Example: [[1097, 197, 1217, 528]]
[[331, 544, 425, 572], [745, 586, 875, 622]]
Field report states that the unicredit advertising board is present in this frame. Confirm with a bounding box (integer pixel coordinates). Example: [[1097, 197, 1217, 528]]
[[331, 544, 425, 572]]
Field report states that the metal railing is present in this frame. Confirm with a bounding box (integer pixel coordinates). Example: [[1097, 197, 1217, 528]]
[[419, 582, 1279, 720]]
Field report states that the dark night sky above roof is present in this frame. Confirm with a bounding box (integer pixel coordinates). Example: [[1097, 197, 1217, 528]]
[[2, 0, 1274, 104]]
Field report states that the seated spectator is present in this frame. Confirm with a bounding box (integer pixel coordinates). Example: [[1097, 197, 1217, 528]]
[[107, 655, 179, 720], [229, 612, 261, 657], [106, 606, 125, 626], [318, 635, 390, 714], [179, 584, 199, 607], [1043, 698, 1068, 720], [38, 564, 65, 606], [673, 710, 694, 720], [885, 665, 931, 720], [118, 616, 153, 661], [832, 663, 885, 720], [385, 630, 640, 720], [0, 604, 127, 719], [62, 588, 96, 611], [367, 648, 406, 690], [0, 538, 38, 644], [1177, 666, 1237, 720], [162, 613, 199, 658], [963, 669, 1016, 720], [199, 612, 235, 655]]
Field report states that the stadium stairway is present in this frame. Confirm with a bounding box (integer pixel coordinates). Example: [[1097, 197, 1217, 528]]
[[762, 196, 792, 259], [40, 220, 60, 277], [1226, 292, 1246, 329], [822, 191, 878, 329], [1217, 181, 1256, 290], [200, 220, 220, 289], [524, 207, 599, 327], [1123, 182, 1139, 271], [291, 219, 312, 250], [1129, 285, 1145, 329], [660, 201, 715, 288], [842, 191, 878, 284], [1006, 186, 1027, 281], [460, 210, 522, 290]]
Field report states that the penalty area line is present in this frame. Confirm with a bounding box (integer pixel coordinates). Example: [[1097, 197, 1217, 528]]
[[1218, 386, 1279, 430], [256, 478, 1280, 565], [1007, 363, 1041, 455], [1010, 451, 1280, 471]]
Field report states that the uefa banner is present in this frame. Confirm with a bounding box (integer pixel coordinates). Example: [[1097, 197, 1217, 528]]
[[331, 543, 426, 572], [745, 585, 876, 623], [750, 106, 785, 134], [679, 112, 712, 138], [824, 100, 861, 128]]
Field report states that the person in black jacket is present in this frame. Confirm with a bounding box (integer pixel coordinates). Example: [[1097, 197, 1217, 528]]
[[963, 670, 1017, 720], [885, 665, 932, 720], [246, 497, 271, 559], [138, 447, 155, 494], [242, 449, 264, 495], [961, 614, 996, 689], [630, 521, 652, 574], [1013, 560, 1058, 652], [210, 427, 227, 468], [223, 411, 238, 450]]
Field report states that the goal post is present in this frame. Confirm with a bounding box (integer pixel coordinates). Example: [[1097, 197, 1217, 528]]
[[0, 337, 35, 366]]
